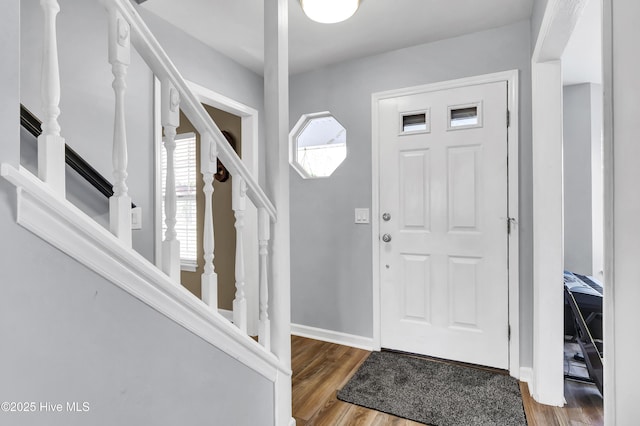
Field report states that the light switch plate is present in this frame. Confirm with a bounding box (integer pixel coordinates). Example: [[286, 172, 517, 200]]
[[355, 208, 370, 224], [131, 207, 142, 230]]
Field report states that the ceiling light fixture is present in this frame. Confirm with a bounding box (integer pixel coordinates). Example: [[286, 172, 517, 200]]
[[300, 0, 360, 24]]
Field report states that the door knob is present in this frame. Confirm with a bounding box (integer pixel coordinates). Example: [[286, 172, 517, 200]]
[[382, 212, 391, 221], [382, 233, 392, 243]]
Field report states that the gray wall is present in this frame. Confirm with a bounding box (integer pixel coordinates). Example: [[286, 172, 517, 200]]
[[0, 181, 274, 426], [5, 2, 274, 424], [0, 0, 19, 167], [20, 0, 266, 262], [21, 0, 155, 260], [138, 8, 267, 186], [20, 127, 112, 229], [289, 20, 534, 368], [562, 83, 603, 276]]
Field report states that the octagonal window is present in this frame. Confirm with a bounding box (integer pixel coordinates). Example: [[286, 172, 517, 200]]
[[290, 112, 347, 178]]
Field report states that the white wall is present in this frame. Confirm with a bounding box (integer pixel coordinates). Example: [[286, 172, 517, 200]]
[[563, 83, 603, 276], [606, 0, 640, 421], [289, 20, 534, 367]]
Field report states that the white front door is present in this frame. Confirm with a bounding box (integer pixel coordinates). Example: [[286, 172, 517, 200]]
[[378, 81, 510, 369]]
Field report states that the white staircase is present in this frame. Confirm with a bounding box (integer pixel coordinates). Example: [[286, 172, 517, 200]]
[[2, 0, 292, 424]]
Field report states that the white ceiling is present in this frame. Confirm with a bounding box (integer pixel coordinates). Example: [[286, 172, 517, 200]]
[[141, 0, 534, 75]]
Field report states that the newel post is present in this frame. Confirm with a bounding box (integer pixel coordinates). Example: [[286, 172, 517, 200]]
[[38, 0, 66, 196], [161, 78, 181, 281], [106, 5, 132, 246], [201, 133, 218, 308]]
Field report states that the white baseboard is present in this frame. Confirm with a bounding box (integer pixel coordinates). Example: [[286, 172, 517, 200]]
[[519, 367, 566, 406], [519, 367, 533, 385], [291, 323, 375, 351]]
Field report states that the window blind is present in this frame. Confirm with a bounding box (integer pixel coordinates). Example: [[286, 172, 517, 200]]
[[161, 133, 198, 268]]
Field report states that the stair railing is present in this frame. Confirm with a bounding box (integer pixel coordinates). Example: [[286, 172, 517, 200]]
[[20, 104, 137, 209], [38, 0, 66, 196], [34, 0, 279, 361]]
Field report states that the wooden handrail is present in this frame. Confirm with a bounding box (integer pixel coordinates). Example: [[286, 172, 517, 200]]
[[20, 104, 136, 208]]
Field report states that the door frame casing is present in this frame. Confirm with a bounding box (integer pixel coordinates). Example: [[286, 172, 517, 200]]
[[530, 0, 592, 407], [371, 70, 520, 378]]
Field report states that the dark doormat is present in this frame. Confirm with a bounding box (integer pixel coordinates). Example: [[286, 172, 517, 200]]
[[337, 351, 527, 426]]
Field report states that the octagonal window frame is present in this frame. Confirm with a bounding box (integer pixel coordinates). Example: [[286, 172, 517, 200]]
[[289, 111, 347, 179]]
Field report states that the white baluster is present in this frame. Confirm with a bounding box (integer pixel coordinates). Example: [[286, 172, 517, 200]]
[[232, 176, 248, 333], [38, 0, 66, 196], [258, 207, 271, 351], [161, 78, 180, 281], [201, 133, 218, 308], [106, 6, 131, 246]]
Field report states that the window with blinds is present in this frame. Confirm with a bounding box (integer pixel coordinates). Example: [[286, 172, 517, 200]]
[[161, 132, 198, 270]]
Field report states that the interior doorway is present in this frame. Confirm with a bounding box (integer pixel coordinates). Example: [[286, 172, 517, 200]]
[[531, 0, 605, 409], [561, 0, 604, 404]]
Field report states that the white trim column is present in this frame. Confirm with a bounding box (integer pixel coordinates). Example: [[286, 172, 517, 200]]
[[264, 0, 292, 424], [602, 3, 615, 423], [530, 0, 589, 406], [603, 0, 640, 422], [531, 60, 565, 406]]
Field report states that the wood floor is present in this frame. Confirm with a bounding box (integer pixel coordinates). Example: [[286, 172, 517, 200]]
[[291, 335, 604, 425]]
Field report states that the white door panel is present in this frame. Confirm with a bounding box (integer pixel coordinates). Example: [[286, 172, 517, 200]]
[[379, 81, 509, 369]]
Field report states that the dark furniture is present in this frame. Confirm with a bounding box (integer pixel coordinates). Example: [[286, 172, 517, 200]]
[[564, 271, 603, 395]]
